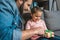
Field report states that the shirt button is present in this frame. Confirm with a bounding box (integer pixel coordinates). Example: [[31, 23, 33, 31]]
[[15, 22, 17, 25]]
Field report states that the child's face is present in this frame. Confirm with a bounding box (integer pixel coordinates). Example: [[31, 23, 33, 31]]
[[31, 11, 42, 22]]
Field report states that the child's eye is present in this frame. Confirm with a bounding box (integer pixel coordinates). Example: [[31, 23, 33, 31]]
[[36, 16, 41, 17], [28, 4, 30, 6]]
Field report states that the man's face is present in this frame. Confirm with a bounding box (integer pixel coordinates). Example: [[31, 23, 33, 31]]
[[23, 0, 32, 13], [17, 0, 32, 13]]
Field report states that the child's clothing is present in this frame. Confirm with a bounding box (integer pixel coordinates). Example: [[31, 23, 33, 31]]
[[26, 19, 47, 40], [26, 19, 47, 30]]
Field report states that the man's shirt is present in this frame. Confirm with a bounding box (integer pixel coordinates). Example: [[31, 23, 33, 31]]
[[0, 0, 22, 40]]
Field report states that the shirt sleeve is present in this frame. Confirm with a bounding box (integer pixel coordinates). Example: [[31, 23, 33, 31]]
[[42, 20, 47, 30], [26, 21, 31, 29], [13, 28, 22, 40], [0, 0, 14, 40], [0, 0, 21, 40]]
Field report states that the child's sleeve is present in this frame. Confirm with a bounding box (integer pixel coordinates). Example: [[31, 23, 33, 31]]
[[26, 21, 31, 29], [42, 20, 47, 30]]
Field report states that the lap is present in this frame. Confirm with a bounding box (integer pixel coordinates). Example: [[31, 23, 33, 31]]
[[49, 35, 60, 40], [37, 35, 60, 40], [27, 35, 60, 40]]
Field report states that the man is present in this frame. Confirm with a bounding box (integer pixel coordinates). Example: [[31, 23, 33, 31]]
[[0, 0, 44, 40]]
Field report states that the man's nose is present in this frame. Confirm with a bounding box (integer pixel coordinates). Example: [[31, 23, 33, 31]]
[[23, 7, 31, 13], [24, 7, 30, 11]]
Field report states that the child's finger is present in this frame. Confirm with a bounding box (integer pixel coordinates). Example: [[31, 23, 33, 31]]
[[52, 35, 54, 37], [52, 32, 54, 35]]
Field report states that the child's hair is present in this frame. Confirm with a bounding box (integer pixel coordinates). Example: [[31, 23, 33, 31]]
[[31, 6, 42, 14]]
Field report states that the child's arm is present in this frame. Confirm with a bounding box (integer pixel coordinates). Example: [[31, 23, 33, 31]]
[[42, 20, 48, 30], [42, 20, 54, 38], [26, 21, 31, 30]]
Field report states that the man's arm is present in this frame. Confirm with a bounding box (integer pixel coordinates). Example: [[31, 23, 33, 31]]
[[0, 0, 16, 40], [22, 27, 44, 40]]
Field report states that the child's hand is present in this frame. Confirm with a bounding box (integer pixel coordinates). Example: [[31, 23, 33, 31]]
[[44, 30, 54, 38], [32, 27, 45, 35], [31, 34, 40, 40], [51, 32, 54, 37]]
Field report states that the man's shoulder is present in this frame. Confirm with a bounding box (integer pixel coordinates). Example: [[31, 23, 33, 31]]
[[0, 0, 14, 3], [0, 0, 16, 8]]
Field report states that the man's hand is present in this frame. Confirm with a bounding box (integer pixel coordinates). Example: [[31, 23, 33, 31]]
[[22, 27, 45, 40], [33, 27, 45, 35]]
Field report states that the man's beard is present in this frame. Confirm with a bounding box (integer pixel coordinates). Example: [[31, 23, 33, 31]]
[[19, 5, 31, 14], [19, 4, 32, 22]]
